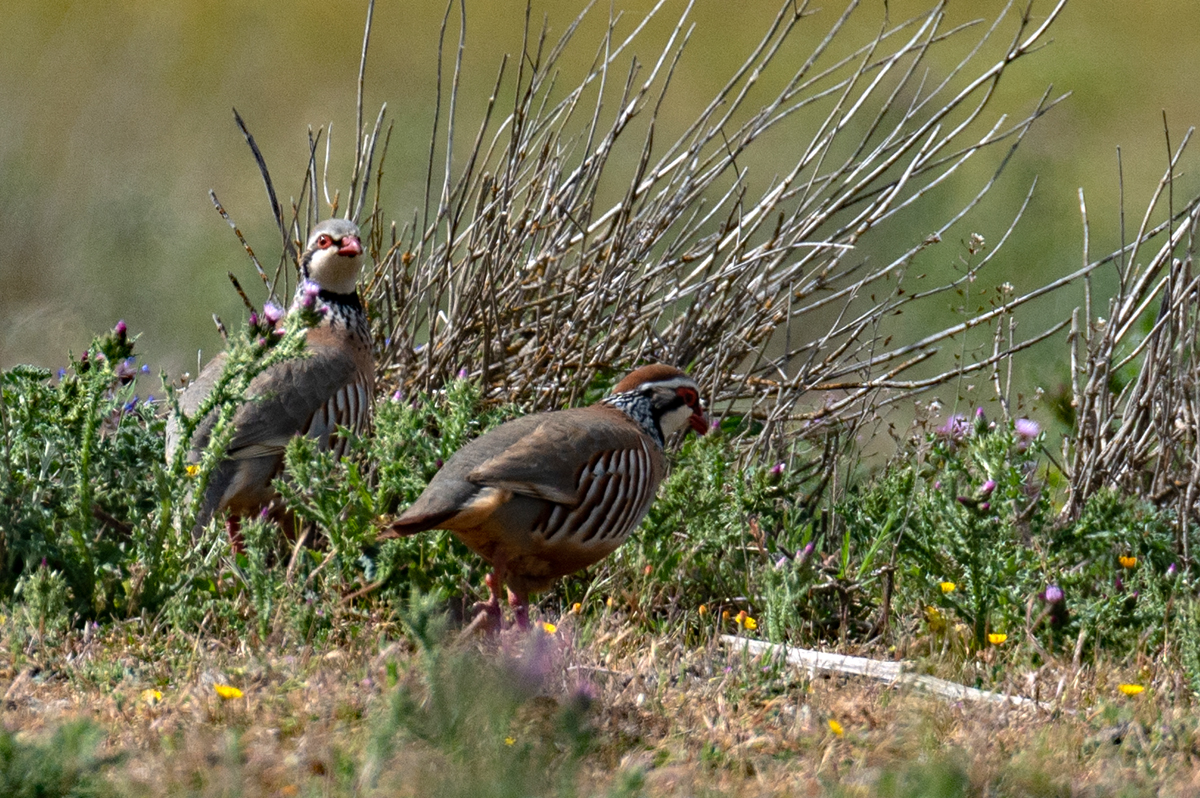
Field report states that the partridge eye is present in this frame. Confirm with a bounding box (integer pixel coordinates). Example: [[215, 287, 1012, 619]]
[[316, 234, 333, 248], [678, 387, 699, 407]]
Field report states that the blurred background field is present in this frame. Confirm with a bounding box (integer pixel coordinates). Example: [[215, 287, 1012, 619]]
[[2, 0, 1199, 386]]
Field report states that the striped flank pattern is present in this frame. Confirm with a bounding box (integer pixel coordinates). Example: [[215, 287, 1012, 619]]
[[308, 375, 373, 458], [537, 439, 656, 548]]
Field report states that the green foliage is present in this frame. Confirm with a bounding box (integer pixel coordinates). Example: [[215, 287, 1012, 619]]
[[6, 318, 1200, 701], [361, 592, 594, 796], [579, 427, 821, 637], [0, 720, 118, 798], [0, 325, 162, 619], [12, 563, 72, 645], [889, 414, 1049, 648]]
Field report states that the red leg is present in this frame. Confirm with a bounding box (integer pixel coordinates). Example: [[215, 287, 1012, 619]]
[[463, 570, 504, 635], [507, 587, 530, 630]]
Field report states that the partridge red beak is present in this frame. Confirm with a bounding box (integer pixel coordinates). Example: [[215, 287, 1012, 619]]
[[689, 410, 709, 435], [338, 236, 363, 257]]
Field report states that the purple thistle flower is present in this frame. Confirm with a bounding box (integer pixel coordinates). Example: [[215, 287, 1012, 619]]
[[457, 367, 468, 379], [299, 280, 322, 311], [1015, 418, 1040, 439], [770, 461, 786, 477], [774, 555, 789, 569], [435, 458, 444, 470], [115, 320, 127, 337], [937, 415, 969, 441], [263, 301, 285, 328], [975, 407, 986, 419], [981, 479, 996, 497], [392, 390, 403, 402], [1168, 563, 1178, 577], [796, 541, 815, 565], [248, 311, 259, 328], [1044, 584, 1064, 603], [933, 480, 942, 490], [979, 501, 990, 511], [709, 417, 720, 432]]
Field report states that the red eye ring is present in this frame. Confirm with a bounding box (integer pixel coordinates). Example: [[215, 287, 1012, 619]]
[[677, 386, 699, 407], [316, 234, 333, 248]]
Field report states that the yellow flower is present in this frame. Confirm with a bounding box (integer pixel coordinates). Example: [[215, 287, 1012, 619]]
[[214, 684, 243, 700], [743, 616, 758, 631], [721, 610, 730, 621], [541, 621, 557, 634], [1118, 683, 1145, 696], [570, 602, 582, 614], [504, 736, 516, 746], [186, 465, 200, 477], [924, 606, 945, 631], [987, 633, 1008, 645], [606, 596, 614, 608], [141, 689, 162, 705], [1119, 555, 1138, 569], [698, 604, 708, 616], [939, 581, 957, 594], [735, 610, 748, 626], [828, 719, 844, 737]]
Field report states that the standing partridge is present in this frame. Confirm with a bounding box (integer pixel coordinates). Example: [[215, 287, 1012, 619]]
[[383, 364, 707, 631], [166, 218, 375, 545]]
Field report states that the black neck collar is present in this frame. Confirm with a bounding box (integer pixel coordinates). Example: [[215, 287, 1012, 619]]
[[316, 288, 363, 310]]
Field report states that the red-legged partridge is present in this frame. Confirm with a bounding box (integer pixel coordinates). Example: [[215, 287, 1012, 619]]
[[166, 218, 374, 546], [384, 364, 707, 631]]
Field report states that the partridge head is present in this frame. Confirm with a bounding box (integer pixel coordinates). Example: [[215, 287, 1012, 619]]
[[166, 218, 375, 546], [383, 364, 707, 632]]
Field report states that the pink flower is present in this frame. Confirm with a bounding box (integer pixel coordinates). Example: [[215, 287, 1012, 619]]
[[1015, 418, 1040, 439], [263, 301, 285, 328], [298, 280, 322, 311], [937, 415, 969, 441]]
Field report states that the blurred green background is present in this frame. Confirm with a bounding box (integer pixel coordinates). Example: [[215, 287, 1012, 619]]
[[2, 0, 1199, 385]]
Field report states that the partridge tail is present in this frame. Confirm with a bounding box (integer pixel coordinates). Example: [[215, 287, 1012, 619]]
[[377, 508, 458, 540]]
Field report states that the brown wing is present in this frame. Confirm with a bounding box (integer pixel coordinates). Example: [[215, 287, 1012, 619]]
[[532, 437, 661, 546], [467, 406, 654, 506], [167, 327, 374, 464]]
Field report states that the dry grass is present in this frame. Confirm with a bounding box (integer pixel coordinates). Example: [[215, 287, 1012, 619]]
[[4, 610, 1200, 796]]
